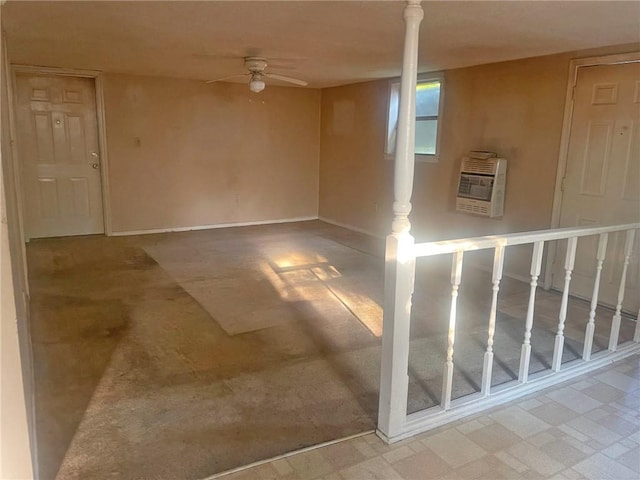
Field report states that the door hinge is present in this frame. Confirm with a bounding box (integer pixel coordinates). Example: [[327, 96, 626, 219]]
[[560, 176, 566, 192], [571, 85, 576, 100]]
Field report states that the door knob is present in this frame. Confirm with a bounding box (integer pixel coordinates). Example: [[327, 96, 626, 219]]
[[92, 163, 99, 169]]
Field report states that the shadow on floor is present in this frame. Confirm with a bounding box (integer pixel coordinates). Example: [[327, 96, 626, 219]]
[[27, 220, 638, 479]]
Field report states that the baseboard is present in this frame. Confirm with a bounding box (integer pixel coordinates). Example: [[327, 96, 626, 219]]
[[22, 295, 40, 480], [113, 215, 391, 241], [110, 216, 319, 237], [383, 343, 640, 444], [318, 216, 384, 239], [202, 430, 374, 479]]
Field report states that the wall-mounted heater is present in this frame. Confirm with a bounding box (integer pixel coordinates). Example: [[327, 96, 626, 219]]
[[456, 156, 507, 217]]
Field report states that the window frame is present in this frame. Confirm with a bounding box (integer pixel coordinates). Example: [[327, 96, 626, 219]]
[[384, 72, 445, 164]]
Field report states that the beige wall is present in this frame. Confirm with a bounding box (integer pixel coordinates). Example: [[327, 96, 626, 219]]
[[103, 74, 321, 233], [319, 80, 395, 236], [319, 45, 639, 276], [320, 45, 640, 239], [320, 53, 569, 240], [0, 18, 35, 479]]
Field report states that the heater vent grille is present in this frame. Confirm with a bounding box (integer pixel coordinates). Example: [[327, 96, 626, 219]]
[[461, 158, 498, 175], [457, 201, 489, 215], [456, 157, 507, 218]]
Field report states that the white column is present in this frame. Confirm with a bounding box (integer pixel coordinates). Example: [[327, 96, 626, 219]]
[[377, 0, 423, 441], [391, 0, 422, 237]]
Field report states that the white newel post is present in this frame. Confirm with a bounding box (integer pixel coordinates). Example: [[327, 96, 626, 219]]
[[377, 0, 423, 441]]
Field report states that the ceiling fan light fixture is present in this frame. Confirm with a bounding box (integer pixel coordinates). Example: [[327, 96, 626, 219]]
[[249, 75, 265, 93], [206, 56, 306, 89]]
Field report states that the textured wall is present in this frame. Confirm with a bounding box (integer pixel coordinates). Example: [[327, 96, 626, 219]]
[[321, 44, 640, 240], [318, 79, 394, 236], [0, 20, 34, 478], [319, 45, 639, 277], [319, 53, 573, 240], [104, 75, 321, 233]]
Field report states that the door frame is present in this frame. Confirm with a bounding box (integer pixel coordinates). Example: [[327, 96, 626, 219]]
[[10, 65, 113, 238], [543, 51, 640, 290]]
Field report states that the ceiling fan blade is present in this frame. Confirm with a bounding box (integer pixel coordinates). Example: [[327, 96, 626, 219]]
[[205, 73, 249, 84], [264, 73, 308, 87]]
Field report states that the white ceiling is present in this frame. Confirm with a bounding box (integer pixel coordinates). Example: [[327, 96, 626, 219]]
[[3, 1, 640, 88]]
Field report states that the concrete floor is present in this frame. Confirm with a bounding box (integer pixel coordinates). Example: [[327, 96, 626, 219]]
[[27, 220, 637, 479]]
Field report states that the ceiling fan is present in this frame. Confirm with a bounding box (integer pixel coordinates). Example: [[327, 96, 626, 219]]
[[206, 57, 308, 92]]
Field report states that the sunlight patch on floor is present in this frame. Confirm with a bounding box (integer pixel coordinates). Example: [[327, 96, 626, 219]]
[[263, 253, 383, 337]]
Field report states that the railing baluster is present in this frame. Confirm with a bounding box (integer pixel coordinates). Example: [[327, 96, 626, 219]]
[[583, 233, 609, 361], [552, 237, 578, 372], [378, 223, 639, 444], [609, 230, 635, 351], [481, 245, 505, 396], [519, 241, 544, 383], [442, 250, 463, 410]]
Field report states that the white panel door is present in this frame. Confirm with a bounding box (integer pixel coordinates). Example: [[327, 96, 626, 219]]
[[15, 74, 104, 238], [554, 62, 640, 311]]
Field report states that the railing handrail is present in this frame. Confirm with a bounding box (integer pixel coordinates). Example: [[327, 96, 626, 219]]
[[414, 223, 640, 257]]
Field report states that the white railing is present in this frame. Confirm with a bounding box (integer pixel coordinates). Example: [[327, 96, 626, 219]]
[[377, 222, 640, 443], [377, 0, 638, 445]]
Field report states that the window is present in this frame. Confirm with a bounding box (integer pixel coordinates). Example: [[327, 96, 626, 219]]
[[385, 74, 444, 161]]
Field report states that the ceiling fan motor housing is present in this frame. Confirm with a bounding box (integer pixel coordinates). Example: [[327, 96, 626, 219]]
[[244, 56, 268, 73], [205, 56, 306, 87]]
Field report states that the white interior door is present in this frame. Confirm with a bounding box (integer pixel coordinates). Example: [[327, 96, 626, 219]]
[[553, 61, 640, 311], [15, 73, 104, 239]]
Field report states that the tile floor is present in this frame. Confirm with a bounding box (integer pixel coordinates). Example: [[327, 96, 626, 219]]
[[215, 355, 640, 480]]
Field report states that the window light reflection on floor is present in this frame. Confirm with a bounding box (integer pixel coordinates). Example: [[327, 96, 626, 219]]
[[258, 252, 383, 337], [272, 252, 328, 270]]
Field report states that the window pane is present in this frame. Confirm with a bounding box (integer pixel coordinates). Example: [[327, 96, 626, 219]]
[[415, 119, 437, 155], [385, 83, 400, 155], [415, 81, 440, 117]]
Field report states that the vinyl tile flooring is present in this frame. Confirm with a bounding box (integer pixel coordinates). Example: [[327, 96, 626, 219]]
[[216, 355, 640, 480], [27, 220, 639, 479]]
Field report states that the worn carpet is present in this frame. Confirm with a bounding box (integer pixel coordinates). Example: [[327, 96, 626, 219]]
[[27, 220, 636, 479]]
